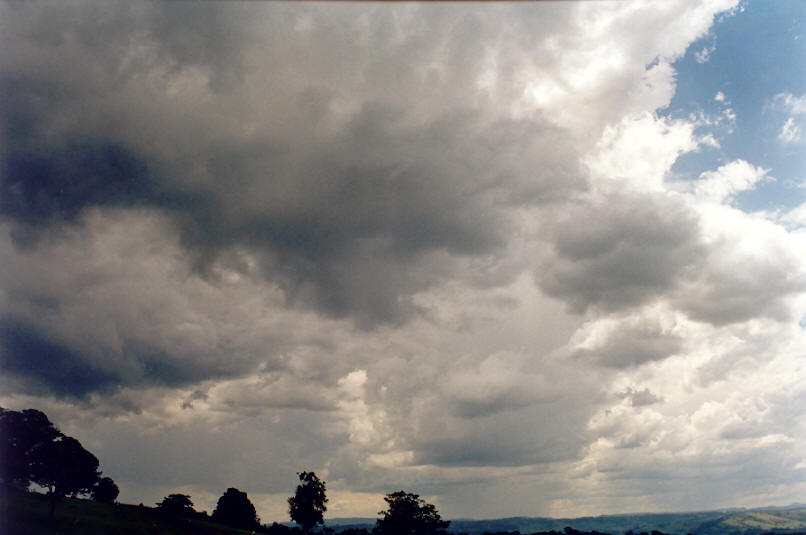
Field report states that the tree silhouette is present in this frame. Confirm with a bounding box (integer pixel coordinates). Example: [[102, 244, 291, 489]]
[[0, 407, 108, 521], [32, 435, 101, 520], [212, 487, 260, 530], [289, 471, 328, 532], [375, 491, 450, 535], [91, 476, 120, 503], [0, 408, 60, 487], [158, 493, 196, 516]]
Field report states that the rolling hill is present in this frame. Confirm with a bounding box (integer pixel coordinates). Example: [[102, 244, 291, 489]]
[[326, 506, 806, 535]]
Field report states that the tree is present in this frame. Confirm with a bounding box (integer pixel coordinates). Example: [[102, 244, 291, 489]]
[[212, 487, 260, 530], [375, 491, 449, 535], [0, 407, 103, 521], [289, 471, 328, 532], [32, 435, 101, 520], [91, 476, 120, 503], [0, 407, 60, 487], [158, 493, 196, 516]]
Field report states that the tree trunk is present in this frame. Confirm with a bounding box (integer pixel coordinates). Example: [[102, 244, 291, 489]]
[[49, 486, 57, 522]]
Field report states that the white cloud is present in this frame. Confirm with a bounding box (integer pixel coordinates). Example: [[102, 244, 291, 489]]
[[771, 92, 806, 145], [779, 116, 802, 144], [585, 112, 699, 191], [695, 39, 717, 63], [779, 202, 806, 231], [676, 204, 806, 326], [775, 92, 806, 114], [694, 159, 771, 203]]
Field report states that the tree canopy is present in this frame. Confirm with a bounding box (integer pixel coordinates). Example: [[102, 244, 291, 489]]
[[289, 471, 328, 532], [375, 491, 450, 535], [212, 487, 260, 530], [0, 408, 61, 487], [91, 476, 120, 503], [32, 435, 101, 497], [158, 493, 196, 516], [0, 407, 112, 520]]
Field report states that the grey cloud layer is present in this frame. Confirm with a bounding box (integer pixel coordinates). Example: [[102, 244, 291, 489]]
[[2, 0, 805, 520], [537, 191, 704, 314], [1, 1, 585, 328]]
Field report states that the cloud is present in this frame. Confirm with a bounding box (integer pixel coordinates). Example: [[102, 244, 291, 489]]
[[775, 92, 806, 114], [672, 204, 806, 325], [575, 323, 806, 512], [694, 159, 771, 202], [619, 388, 663, 407], [779, 116, 802, 144], [0, 208, 357, 397], [536, 190, 704, 314], [771, 93, 806, 145], [585, 113, 699, 191], [1, 2, 593, 326], [7, 0, 806, 522], [569, 307, 683, 369], [695, 38, 717, 63]]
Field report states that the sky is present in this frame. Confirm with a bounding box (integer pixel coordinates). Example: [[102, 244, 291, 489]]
[[1, 0, 805, 523]]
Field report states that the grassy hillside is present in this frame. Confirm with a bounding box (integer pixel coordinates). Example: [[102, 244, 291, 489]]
[[325, 510, 806, 535], [449, 509, 806, 535], [0, 488, 256, 535], [696, 509, 806, 535]]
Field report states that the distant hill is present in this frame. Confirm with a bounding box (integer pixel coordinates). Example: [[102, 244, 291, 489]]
[[326, 506, 806, 535]]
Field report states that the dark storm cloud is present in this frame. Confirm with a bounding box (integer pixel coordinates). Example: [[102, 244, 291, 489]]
[[571, 319, 683, 369], [0, 1, 585, 328], [412, 404, 593, 468], [1, 140, 158, 226], [0, 208, 304, 399], [167, 107, 529, 324], [0, 317, 119, 396], [537, 192, 704, 314], [0, 313, 259, 399]]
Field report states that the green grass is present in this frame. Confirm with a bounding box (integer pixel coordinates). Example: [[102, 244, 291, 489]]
[[722, 511, 806, 531]]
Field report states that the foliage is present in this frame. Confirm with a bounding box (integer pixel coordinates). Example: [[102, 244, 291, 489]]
[[375, 491, 450, 535], [0, 407, 61, 487], [91, 476, 120, 504], [32, 435, 100, 496], [289, 471, 328, 532], [157, 493, 196, 516], [212, 487, 260, 530], [0, 407, 109, 521]]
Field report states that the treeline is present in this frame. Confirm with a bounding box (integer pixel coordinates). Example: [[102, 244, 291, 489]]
[[1, 407, 450, 535], [153, 481, 449, 535]]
